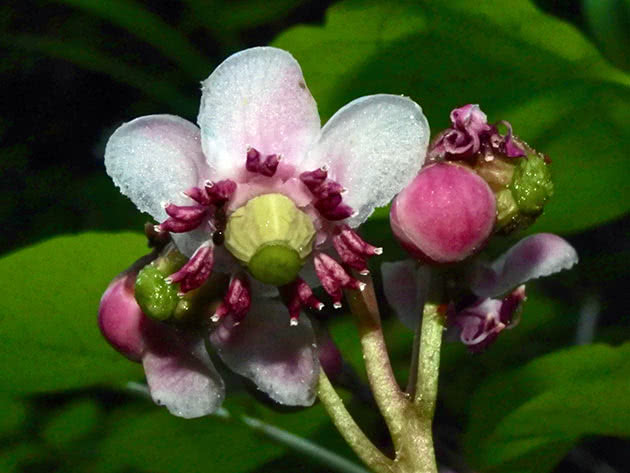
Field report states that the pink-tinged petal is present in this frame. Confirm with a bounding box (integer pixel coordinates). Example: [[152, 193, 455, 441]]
[[381, 261, 430, 330], [471, 233, 578, 298], [210, 299, 319, 406], [171, 227, 210, 258], [105, 115, 208, 221], [198, 47, 320, 179], [98, 271, 147, 362], [303, 95, 429, 227], [142, 323, 225, 418], [451, 285, 526, 353]]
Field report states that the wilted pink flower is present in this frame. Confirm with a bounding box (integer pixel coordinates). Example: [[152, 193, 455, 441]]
[[390, 162, 496, 264], [102, 47, 430, 415], [382, 234, 577, 351], [428, 104, 525, 161]]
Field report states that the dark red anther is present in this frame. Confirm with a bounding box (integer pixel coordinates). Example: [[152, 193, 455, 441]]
[[245, 147, 280, 177], [320, 204, 353, 221], [212, 274, 251, 323], [183, 187, 210, 206], [313, 252, 365, 308], [314, 193, 343, 211], [206, 179, 237, 205], [281, 278, 324, 325], [246, 147, 261, 172], [164, 203, 207, 221], [336, 225, 382, 257], [157, 217, 205, 234], [260, 154, 280, 177], [300, 166, 354, 222], [332, 235, 368, 272], [300, 167, 328, 191], [166, 243, 214, 293]]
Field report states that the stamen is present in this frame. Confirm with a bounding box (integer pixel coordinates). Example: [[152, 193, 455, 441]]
[[245, 147, 280, 177], [280, 278, 324, 324], [164, 203, 207, 221], [168, 243, 214, 293], [157, 217, 205, 234], [313, 252, 363, 306], [205, 179, 237, 204], [183, 187, 210, 205], [213, 274, 251, 322], [332, 225, 383, 272]]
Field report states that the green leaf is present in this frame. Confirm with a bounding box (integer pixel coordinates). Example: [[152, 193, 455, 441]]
[[272, 0, 630, 234], [50, 0, 210, 80], [0, 232, 147, 394], [464, 343, 630, 473], [0, 34, 196, 113], [95, 403, 282, 473]]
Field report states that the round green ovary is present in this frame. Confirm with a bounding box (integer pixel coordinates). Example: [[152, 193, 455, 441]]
[[248, 244, 303, 286], [224, 193, 316, 285]]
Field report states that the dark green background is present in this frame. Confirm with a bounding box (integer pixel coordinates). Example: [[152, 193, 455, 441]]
[[1, 1, 629, 472]]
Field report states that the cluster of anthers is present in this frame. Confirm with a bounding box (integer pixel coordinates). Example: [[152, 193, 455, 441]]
[[151, 144, 384, 326]]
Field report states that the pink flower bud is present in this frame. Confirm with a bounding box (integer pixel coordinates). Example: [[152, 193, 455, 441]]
[[98, 271, 147, 362], [390, 162, 496, 264], [317, 331, 344, 381]]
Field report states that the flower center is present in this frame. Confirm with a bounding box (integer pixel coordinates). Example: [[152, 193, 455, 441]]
[[224, 193, 316, 285]]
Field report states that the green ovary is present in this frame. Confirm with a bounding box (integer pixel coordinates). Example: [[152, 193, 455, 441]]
[[224, 193, 316, 285]]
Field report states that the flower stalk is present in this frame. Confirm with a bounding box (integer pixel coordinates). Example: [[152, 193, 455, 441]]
[[318, 271, 444, 473]]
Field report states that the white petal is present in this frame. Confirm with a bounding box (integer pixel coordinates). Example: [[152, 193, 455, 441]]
[[105, 115, 208, 221], [142, 324, 225, 418], [210, 299, 319, 406], [198, 47, 320, 179], [471, 233, 578, 298], [381, 260, 430, 330], [304, 95, 429, 227]]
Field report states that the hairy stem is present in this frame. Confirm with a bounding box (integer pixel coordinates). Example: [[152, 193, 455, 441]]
[[414, 303, 444, 418], [318, 370, 394, 473], [345, 273, 408, 450]]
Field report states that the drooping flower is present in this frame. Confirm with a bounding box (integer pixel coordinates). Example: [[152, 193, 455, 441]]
[[382, 233, 578, 351], [99, 250, 320, 417], [102, 47, 430, 415]]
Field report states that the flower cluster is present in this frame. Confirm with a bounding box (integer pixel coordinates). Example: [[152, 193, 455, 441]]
[[384, 104, 577, 351]]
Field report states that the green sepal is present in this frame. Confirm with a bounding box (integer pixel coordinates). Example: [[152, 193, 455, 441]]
[[134, 264, 179, 321], [510, 154, 554, 215]]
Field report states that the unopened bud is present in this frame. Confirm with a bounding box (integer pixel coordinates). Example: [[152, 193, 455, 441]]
[[98, 271, 146, 361], [390, 162, 496, 264]]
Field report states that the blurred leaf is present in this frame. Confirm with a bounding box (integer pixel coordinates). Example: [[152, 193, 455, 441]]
[[464, 343, 630, 473], [51, 0, 210, 80], [41, 399, 101, 447], [96, 403, 281, 473], [273, 0, 630, 234], [184, 0, 301, 32], [1, 34, 196, 112], [0, 232, 146, 394], [584, 0, 630, 71], [0, 395, 26, 437]]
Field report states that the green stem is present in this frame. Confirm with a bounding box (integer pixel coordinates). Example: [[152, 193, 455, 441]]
[[414, 303, 444, 418], [241, 411, 371, 473], [345, 273, 409, 450], [317, 370, 394, 473]]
